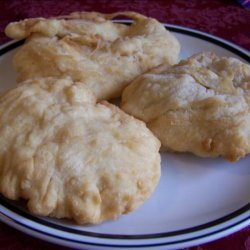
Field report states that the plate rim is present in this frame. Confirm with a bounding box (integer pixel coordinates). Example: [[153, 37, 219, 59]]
[[0, 203, 249, 249], [0, 196, 249, 240], [0, 22, 249, 249]]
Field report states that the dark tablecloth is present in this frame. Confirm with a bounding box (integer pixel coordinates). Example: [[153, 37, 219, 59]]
[[0, 0, 249, 249]]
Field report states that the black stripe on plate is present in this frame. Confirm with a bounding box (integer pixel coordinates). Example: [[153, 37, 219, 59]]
[[0, 186, 249, 240], [0, 39, 24, 56], [0, 207, 249, 248], [166, 26, 250, 63]]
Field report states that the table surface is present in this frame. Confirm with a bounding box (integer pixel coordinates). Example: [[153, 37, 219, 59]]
[[0, 0, 249, 249]]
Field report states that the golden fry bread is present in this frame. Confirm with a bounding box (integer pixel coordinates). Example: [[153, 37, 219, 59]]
[[0, 77, 160, 224], [121, 52, 250, 161], [5, 12, 180, 100]]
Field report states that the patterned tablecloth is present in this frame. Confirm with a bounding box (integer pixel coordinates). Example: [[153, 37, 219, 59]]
[[0, 0, 249, 249]]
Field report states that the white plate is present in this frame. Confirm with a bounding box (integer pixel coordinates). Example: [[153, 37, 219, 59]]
[[0, 23, 249, 250]]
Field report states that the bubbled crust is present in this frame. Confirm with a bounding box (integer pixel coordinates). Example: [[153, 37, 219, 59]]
[[121, 52, 250, 162], [0, 77, 161, 224], [5, 11, 180, 100]]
